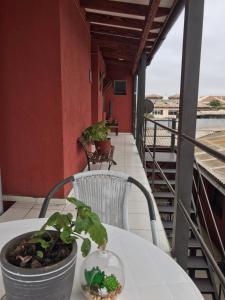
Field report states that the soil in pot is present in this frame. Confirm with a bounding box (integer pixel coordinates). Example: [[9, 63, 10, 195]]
[[6, 231, 72, 268], [95, 138, 111, 155]]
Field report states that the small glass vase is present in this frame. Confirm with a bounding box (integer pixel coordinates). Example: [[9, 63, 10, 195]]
[[80, 249, 125, 300]]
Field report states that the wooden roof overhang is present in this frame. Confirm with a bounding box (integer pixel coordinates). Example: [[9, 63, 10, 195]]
[[80, 0, 184, 74]]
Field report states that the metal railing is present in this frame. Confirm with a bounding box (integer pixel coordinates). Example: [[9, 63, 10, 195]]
[[144, 116, 225, 297], [145, 116, 225, 163], [144, 118, 177, 150]]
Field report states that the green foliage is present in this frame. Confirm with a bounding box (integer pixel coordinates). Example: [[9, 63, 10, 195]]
[[103, 274, 119, 292], [28, 237, 51, 249], [84, 267, 120, 293], [36, 251, 44, 258], [81, 239, 91, 257], [85, 267, 105, 287], [29, 198, 108, 257], [209, 99, 222, 108], [82, 121, 110, 143]]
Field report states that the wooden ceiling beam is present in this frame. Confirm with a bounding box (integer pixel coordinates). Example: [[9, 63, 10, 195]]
[[92, 32, 154, 47], [81, 0, 170, 17], [86, 13, 163, 30], [101, 48, 135, 61], [105, 58, 132, 69], [90, 24, 158, 40], [103, 53, 134, 63], [81, 0, 148, 16], [101, 47, 136, 57], [155, 7, 171, 18], [92, 32, 138, 47], [132, 0, 161, 74], [92, 38, 137, 50]]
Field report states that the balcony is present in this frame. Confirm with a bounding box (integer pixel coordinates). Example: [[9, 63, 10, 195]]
[[0, 0, 225, 299]]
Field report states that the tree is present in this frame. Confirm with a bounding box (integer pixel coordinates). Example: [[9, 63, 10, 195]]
[[209, 99, 222, 109]]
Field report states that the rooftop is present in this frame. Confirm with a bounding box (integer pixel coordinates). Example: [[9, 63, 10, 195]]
[[196, 131, 225, 187]]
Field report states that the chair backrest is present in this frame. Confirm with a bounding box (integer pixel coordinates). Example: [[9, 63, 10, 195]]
[[39, 170, 158, 246], [73, 170, 131, 229]]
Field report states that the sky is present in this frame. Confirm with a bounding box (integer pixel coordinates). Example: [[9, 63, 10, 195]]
[[145, 0, 225, 97]]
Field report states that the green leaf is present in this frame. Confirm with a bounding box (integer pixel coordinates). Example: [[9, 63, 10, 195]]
[[75, 215, 92, 234], [29, 238, 50, 249], [89, 212, 101, 224], [67, 197, 89, 209], [45, 212, 61, 227], [84, 267, 105, 286], [36, 250, 44, 258], [81, 238, 91, 257], [60, 227, 74, 244], [31, 228, 46, 238], [88, 224, 108, 247], [67, 213, 73, 221], [103, 275, 119, 292]]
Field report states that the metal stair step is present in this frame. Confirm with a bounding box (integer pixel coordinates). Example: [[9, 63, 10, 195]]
[[162, 220, 173, 230], [154, 192, 174, 199], [146, 168, 176, 174], [194, 278, 214, 294], [187, 256, 209, 270], [158, 205, 174, 214], [188, 238, 202, 250], [158, 205, 195, 215], [149, 179, 176, 185]]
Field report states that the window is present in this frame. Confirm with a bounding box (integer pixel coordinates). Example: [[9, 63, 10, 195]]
[[114, 80, 127, 95], [153, 109, 163, 115], [168, 110, 177, 116]]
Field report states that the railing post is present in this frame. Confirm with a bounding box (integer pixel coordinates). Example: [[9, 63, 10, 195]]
[[136, 53, 146, 157], [152, 123, 157, 191], [171, 118, 176, 152], [172, 0, 204, 270], [132, 75, 137, 138]]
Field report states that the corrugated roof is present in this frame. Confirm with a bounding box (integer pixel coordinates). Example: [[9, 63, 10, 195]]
[[196, 131, 225, 186]]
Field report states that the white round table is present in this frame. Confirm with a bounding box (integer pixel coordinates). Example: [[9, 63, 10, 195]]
[[0, 219, 203, 300]]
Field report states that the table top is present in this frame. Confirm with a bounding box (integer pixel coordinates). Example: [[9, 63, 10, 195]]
[[0, 219, 203, 300]]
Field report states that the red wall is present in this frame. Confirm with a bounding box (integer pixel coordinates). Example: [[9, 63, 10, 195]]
[[59, 0, 91, 186], [0, 0, 64, 197], [104, 66, 133, 132], [0, 0, 92, 197], [91, 45, 106, 123]]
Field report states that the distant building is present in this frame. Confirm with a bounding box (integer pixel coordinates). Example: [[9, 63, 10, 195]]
[[199, 96, 225, 105], [146, 94, 225, 119], [145, 94, 163, 100], [168, 94, 180, 100]]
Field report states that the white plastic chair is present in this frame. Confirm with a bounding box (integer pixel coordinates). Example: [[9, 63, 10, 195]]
[[39, 170, 158, 246]]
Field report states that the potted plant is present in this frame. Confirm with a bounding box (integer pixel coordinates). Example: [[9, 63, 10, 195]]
[[0, 197, 108, 300], [83, 121, 111, 155], [80, 249, 125, 300]]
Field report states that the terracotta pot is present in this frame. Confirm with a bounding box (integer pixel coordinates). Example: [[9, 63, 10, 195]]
[[95, 138, 111, 155], [0, 231, 77, 300]]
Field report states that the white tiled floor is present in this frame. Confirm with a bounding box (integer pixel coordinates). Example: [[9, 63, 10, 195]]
[[0, 134, 170, 253], [110, 134, 170, 253]]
